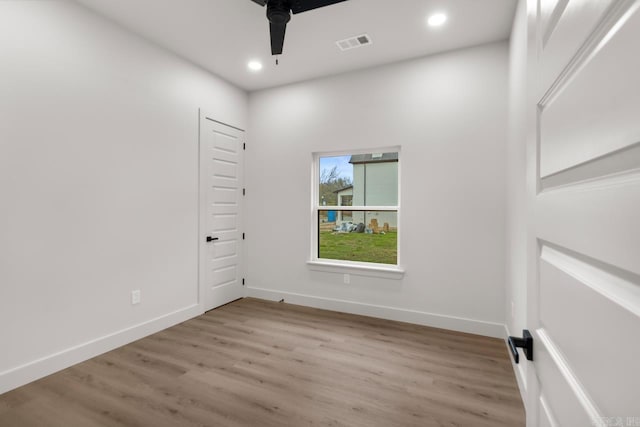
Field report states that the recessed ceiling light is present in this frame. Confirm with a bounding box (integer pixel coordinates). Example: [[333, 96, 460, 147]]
[[247, 60, 263, 72], [427, 13, 447, 27]]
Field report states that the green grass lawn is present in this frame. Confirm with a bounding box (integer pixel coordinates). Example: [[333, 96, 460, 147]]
[[318, 231, 397, 265]]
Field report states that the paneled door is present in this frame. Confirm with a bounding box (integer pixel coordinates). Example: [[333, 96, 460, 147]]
[[199, 113, 244, 311], [524, 0, 640, 426]]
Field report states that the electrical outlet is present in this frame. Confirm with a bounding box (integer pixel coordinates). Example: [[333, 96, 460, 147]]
[[343, 274, 350, 284], [131, 290, 141, 305]]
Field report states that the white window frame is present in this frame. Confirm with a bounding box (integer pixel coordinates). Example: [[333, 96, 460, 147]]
[[307, 146, 404, 279]]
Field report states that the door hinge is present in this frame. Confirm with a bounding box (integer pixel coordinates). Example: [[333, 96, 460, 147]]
[[243, 188, 245, 196], [242, 278, 245, 286], [243, 143, 246, 150], [242, 233, 245, 240]]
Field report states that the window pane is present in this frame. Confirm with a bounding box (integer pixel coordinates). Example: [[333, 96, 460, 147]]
[[318, 210, 397, 265], [319, 152, 398, 207], [319, 155, 352, 206]]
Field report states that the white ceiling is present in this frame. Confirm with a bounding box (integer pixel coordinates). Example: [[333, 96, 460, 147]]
[[74, 0, 517, 92]]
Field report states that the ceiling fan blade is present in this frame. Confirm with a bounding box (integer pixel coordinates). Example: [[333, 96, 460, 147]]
[[290, 0, 348, 14], [270, 21, 287, 55], [250, 0, 267, 6]]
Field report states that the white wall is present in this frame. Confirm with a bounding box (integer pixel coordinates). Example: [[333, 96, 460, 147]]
[[246, 42, 508, 337], [0, 1, 247, 393], [505, 0, 529, 400]]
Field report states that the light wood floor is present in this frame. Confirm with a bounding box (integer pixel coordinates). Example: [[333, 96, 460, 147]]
[[0, 298, 525, 426]]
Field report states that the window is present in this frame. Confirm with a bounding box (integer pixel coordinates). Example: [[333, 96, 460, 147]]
[[311, 148, 400, 272]]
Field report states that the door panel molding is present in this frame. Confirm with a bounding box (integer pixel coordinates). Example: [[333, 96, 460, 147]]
[[540, 0, 638, 108], [540, 244, 640, 317], [536, 180, 640, 276], [540, 141, 640, 190], [540, 0, 570, 48], [539, 395, 559, 427], [539, 0, 640, 177], [536, 328, 602, 425], [539, 0, 617, 103]]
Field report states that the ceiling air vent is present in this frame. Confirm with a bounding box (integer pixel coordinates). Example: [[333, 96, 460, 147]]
[[336, 34, 372, 51]]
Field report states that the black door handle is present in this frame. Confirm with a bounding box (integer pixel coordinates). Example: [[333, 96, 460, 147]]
[[508, 329, 533, 364], [206, 236, 219, 242]]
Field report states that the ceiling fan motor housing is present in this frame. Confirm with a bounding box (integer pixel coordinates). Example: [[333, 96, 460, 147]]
[[267, 0, 291, 25], [251, 0, 347, 55]]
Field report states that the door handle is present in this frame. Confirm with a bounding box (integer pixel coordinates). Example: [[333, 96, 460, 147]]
[[508, 329, 533, 364], [206, 236, 219, 242]]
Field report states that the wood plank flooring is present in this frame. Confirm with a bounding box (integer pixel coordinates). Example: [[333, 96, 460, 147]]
[[0, 298, 525, 426]]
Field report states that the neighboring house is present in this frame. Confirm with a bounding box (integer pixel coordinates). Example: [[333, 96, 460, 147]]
[[334, 185, 353, 222], [348, 153, 398, 229]]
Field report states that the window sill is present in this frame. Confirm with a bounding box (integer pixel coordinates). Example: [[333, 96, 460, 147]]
[[306, 260, 405, 280]]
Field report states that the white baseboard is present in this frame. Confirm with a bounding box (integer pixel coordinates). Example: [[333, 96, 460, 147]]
[[0, 304, 202, 395], [246, 287, 505, 338], [504, 324, 529, 410]]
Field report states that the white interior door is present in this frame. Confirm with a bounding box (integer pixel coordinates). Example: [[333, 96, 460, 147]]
[[199, 113, 244, 311], [524, 0, 640, 426]]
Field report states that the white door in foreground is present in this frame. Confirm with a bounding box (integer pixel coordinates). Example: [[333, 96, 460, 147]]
[[199, 114, 244, 311], [521, 0, 640, 426]]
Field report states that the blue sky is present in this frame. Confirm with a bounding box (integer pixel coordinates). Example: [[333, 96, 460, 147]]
[[319, 155, 353, 181]]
